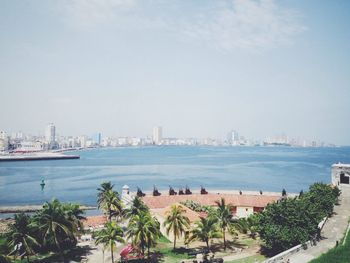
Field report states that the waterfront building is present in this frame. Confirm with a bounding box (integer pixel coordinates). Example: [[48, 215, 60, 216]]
[[92, 133, 101, 145], [152, 126, 162, 145], [142, 193, 279, 219], [45, 123, 56, 149], [16, 141, 43, 152], [78, 135, 87, 148], [0, 131, 9, 152], [227, 130, 239, 145]]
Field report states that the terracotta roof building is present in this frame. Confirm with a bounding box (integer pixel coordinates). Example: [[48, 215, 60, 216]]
[[82, 215, 107, 229], [142, 193, 280, 218]]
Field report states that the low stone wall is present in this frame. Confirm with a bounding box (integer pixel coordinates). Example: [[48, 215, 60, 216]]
[[262, 241, 312, 263]]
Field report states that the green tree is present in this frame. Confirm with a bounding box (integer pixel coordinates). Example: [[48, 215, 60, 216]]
[[34, 199, 75, 258], [7, 213, 39, 263], [257, 197, 319, 254], [95, 221, 124, 263], [214, 198, 233, 250], [62, 203, 86, 233], [125, 196, 149, 218], [0, 254, 11, 263], [187, 217, 222, 250], [97, 182, 123, 221], [304, 183, 339, 220], [163, 205, 190, 250], [127, 211, 161, 256]]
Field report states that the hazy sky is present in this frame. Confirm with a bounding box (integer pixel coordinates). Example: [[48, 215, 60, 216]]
[[1, 0, 350, 144]]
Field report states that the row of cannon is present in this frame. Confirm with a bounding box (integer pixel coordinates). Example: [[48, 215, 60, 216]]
[[136, 186, 208, 197]]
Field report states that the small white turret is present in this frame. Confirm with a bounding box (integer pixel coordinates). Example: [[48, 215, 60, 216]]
[[122, 185, 130, 196]]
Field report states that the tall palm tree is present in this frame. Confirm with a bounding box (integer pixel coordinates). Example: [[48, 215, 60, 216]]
[[97, 182, 123, 221], [95, 221, 124, 263], [215, 198, 234, 250], [145, 216, 161, 257], [7, 213, 39, 263], [62, 203, 86, 233], [125, 196, 149, 218], [97, 182, 114, 204], [187, 216, 222, 250], [34, 199, 74, 258], [163, 204, 190, 250], [127, 211, 161, 256]]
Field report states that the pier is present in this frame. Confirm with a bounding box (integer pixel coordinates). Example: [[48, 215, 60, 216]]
[[0, 152, 80, 162]]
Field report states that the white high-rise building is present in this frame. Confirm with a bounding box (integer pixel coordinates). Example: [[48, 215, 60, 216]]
[[227, 130, 239, 145], [0, 131, 9, 152], [152, 126, 162, 145], [45, 123, 56, 149]]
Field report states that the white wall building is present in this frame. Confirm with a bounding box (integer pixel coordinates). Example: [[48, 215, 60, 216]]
[[16, 141, 43, 152], [45, 123, 56, 149], [153, 126, 162, 145], [227, 130, 239, 145], [0, 131, 9, 152], [332, 163, 350, 186]]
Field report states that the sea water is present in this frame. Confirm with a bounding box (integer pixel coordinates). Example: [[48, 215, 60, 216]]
[[0, 146, 349, 207]]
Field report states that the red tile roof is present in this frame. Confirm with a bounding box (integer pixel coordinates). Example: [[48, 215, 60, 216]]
[[142, 193, 279, 210], [82, 215, 107, 228], [157, 203, 202, 223]]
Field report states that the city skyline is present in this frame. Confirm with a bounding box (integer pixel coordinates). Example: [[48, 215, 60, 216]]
[[1, 123, 336, 149], [1, 1, 350, 144]]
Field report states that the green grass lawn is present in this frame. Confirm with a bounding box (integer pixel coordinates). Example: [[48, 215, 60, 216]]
[[225, 254, 266, 263], [310, 226, 350, 263]]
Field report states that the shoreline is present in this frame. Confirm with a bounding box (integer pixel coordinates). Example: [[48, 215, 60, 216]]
[[0, 205, 97, 214], [0, 152, 80, 161]]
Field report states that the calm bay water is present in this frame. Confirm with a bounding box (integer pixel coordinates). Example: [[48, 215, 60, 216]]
[[0, 146, 349, 207]]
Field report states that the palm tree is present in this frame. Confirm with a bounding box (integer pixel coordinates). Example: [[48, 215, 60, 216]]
[[127, 211, 161, 256], [163, 204, 190, 250], [187, 216, 222, 250], [0, 255, 11, 263], [95, 221, 124, 263], [7, 213, 39, 263], [125, 196, 149, 218], [62, 203, 86, 233], [34, 199, 74, 258], [97, 182, 114, 204], [97, 182, 123, 221], [145, 215, 161, 257], [215, 198, 234, 250]]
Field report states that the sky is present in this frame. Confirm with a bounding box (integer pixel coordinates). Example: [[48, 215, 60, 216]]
[[1, 0, 350, 144]]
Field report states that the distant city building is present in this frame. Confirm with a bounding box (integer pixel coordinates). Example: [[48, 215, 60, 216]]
[[152, 126, 162, 145], [0, 131, 9, 152], [78, 135, 87, 148], [227, 130, 239, 145], [16, 141, 43, 152], [45, 123, 56, 149], [92, 133, 101, 145]]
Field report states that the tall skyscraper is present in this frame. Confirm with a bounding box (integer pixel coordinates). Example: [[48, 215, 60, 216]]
[[227, 130, 239, 145], [92, 133, 101, 145], [45, 123, 56, 149], [152, 126, 162, 145]]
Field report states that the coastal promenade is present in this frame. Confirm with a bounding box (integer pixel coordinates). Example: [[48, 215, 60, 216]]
[[286, 185, 350, 263]]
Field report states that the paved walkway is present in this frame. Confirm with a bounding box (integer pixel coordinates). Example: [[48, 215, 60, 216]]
[[286, 185, 350, 263]]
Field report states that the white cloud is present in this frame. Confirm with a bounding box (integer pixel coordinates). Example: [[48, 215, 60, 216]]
[[58, 0, 306, 51], [61, 0, 136, 29], [179, 0, 307, 52]]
